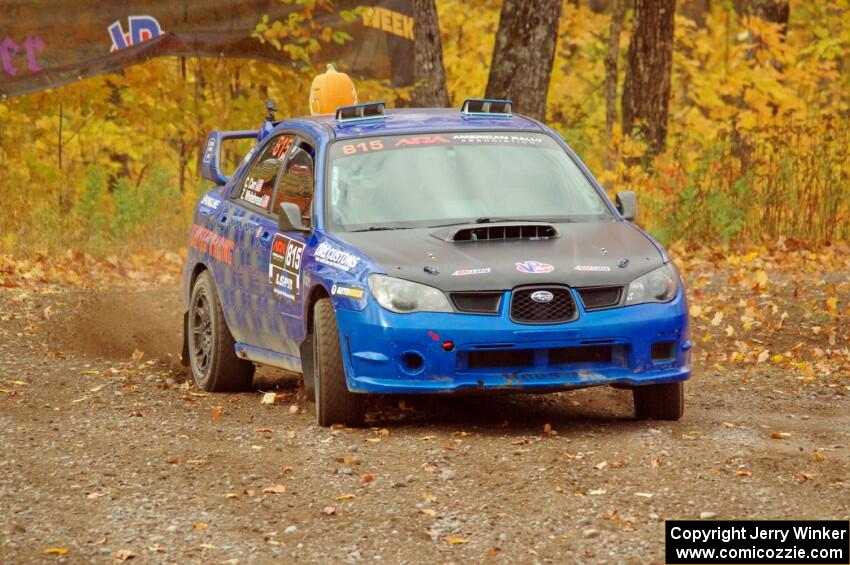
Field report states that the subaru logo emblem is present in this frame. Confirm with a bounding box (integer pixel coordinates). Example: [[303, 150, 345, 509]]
[[530, 290, 554, 303]]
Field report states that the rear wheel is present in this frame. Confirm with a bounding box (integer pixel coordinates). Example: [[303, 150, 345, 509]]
[[633, 381, 684, 421], [188, 271, 254, 392], [313, 298, 365, 427]]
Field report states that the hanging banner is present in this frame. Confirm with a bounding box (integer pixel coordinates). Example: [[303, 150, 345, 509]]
[[0, 0, 414, 98]]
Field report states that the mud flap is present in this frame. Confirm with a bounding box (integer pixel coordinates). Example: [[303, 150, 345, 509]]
[[180, 311, 190, 367], [300, 334, 315, 401]]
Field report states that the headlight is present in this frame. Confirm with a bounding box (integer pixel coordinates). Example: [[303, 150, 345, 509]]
[[625, 263, 679, 305], [367, 275, 453, 313]]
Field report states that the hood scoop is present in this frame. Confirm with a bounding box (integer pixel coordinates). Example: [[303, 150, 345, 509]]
[[431, 222, 559, 243]]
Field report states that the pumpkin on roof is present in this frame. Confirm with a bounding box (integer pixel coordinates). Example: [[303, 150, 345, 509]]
[[309, 64, 358, 116]]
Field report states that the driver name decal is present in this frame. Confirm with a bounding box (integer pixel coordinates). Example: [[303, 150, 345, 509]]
[[574, 265, 611, 272], [269, 234, 304, 301]]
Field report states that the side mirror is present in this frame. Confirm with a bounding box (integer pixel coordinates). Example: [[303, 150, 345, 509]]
[[278, 202, 311, 233], [615, 191, 637, 222]]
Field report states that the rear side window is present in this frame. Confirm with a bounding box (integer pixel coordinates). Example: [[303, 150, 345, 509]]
[[274, 142, 315, 223], [238, 134, 294, 211]]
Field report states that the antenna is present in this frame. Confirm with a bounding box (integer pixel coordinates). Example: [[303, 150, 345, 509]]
[[264, 99, 277, 122]]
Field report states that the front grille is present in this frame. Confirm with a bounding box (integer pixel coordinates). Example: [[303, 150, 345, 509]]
[[450, 292, 502, 314], [577, 286, 623, 310], [510, 286, 576, 324]]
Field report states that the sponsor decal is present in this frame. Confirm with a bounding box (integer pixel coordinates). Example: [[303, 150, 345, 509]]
[[530, 290, 554, 303], [452, 133, 544, 145], [314, 242, 360, 272], [618, 258, 630, 268], [189, 225, 234, 265], [341, 139, 385, 156], [451, 267, 491, 276], [574, 265, 611, 272], [269, 234, 304, 302], [330, 284, 365, 300], [244, 176, 264, 192], [199, 195, 220, 210], [515, 261, 555, 274]]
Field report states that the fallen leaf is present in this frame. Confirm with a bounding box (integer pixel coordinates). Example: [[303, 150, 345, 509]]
[[211, 406, 224, 421], [445, 535, 469, 545], [321, 506, 336, 516], [422, 492, 437, 503], [261, 392, 277, 405], [361, 473, 374, 483], [814, 452, 827, 462], [594, 461, 608, 470], [757, 350, 770, 364], [44, 548, 69, 555], [193, 523, 208, 530], [798, 472, 816, 481], [588, 489, 606, 495], [225, 493, 238, 499], [255, 428, 274, 433], [115, 549, 137, 561], [336, 493, 356, 500], [543, 423, 552, 434], [634, 492, 653, 498], [735, 470, 752, 477], [419, 508, 437, 517], [771, 432, 791, 440], [262, 484, 287, 494], [365, 438, 381, 443]]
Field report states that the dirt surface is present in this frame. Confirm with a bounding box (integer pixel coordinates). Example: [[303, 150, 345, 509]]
[[1, 281, 849, 564]]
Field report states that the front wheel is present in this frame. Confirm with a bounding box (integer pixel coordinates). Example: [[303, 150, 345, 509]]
[[313, 298, 365, 427], [633, 381, 684, 421], [188, 271, 254, 392]]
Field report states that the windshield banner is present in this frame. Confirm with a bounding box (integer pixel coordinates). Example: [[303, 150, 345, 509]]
[[0, 0, 414, 98]]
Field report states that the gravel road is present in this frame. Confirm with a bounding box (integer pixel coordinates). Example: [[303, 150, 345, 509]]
[[1, 285, 848, 564]]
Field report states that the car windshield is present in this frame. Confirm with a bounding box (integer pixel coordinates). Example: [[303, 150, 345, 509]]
[[326, 131, 612, 231]]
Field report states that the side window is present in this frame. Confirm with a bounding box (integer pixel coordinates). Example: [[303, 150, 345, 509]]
[[238, 134, 294, 211], [274, 142, 315, 224]]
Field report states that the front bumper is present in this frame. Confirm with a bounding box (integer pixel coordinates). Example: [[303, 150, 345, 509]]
[[334, 288, 691, 394]]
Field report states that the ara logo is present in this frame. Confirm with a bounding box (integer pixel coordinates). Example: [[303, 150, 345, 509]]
[[108, 15, 163, 52], [515, 261, 555, 274]]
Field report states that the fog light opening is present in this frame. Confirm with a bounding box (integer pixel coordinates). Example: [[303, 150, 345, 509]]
[[400, 351, 425, 374], [651, 341, 676, 362]]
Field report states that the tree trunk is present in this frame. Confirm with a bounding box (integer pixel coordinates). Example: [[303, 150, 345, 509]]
[[604, 0, 626, 158], [484, 0, 563, 121], [621, 0, 675, 158], [412, 0, 449, 108]]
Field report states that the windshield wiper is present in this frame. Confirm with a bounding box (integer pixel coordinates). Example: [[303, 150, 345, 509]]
[[349, 226, 412, 232]]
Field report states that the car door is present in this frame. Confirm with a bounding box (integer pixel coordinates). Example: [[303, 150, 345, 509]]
[[224, 133, 294, 349], [266, 137, 316, 359]]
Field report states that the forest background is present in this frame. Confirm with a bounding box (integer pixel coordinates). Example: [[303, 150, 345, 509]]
[[0, 0, 848, 257]]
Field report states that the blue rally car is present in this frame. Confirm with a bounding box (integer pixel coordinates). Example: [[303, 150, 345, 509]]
[[182, 99, 691, 426]]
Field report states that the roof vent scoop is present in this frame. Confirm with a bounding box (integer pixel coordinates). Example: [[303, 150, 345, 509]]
[[461, 98, 512, 116], [431, 223, 559, 243]]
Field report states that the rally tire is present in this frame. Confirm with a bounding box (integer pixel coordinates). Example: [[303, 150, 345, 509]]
[[633, 381, 684, 421], [313, 298, 365, 427], [188, 271, 254, 392]]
